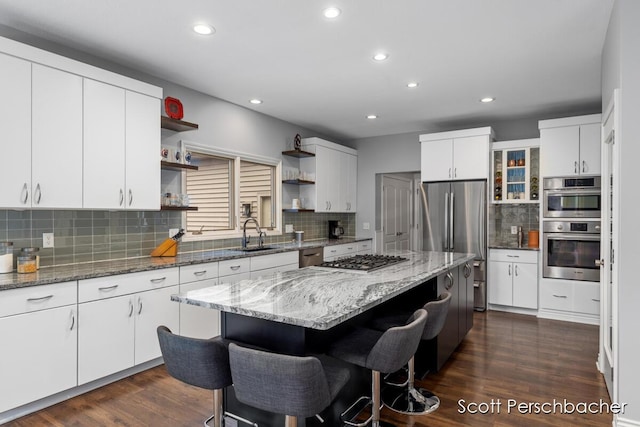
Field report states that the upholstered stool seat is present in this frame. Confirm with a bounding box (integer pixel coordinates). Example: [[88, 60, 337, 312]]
[[228, 343, 350, 427], [370, 292, 452, 415], [327, 308, 427, 427]]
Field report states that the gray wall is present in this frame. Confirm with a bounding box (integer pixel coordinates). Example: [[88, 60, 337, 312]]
[[602, 0, 640, 422]]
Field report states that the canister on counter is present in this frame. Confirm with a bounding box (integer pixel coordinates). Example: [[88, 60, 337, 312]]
[[20, 247, 40, 270], [528, 230, 540, 248], [17, 255, 37, 274], [0, 242, 13, 274]]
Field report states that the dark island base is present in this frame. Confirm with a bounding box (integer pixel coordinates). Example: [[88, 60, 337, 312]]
[[220, 275, 468, 427]]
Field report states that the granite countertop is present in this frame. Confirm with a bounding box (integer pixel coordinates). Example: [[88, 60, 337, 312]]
[[489, 245, 540, 251], [0, 238, 370, 291], [173, 250, 475, 330]]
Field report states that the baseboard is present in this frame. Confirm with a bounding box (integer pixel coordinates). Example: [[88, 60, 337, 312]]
[[488, 304, 538, 316], [0, 358, 163, 424], [615, 415, 640, 427], [537, 308, 599, 325]]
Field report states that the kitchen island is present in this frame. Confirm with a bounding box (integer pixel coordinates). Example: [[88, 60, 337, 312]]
[[172, 250, 475, 427]]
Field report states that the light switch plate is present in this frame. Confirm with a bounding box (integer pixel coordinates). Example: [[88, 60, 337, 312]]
[[363, 222, 370, 230], [511, 226, 518, 234], [285, 224, 294, 233]]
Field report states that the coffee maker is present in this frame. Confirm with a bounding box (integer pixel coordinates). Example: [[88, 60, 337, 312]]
[[328, 220, 344, 239]]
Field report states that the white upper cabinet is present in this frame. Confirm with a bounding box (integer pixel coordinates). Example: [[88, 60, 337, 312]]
[[0, 35, 162, 210], [300, 137, 358, 213], [32, 64, 84, 209], [0, 53, 31, 209], [420, 127, 494, 182], [83, 79, 126, 209], [125, 91, 161, 210], [539, 114, 602, 177]]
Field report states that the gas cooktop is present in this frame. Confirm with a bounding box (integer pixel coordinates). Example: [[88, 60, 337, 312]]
[[319, 254, 408, 273]]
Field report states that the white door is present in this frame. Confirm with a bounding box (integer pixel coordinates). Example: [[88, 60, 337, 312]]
[[134, 285, 180, 364], [453, 135, 489, 180], [32, 64, 83, 208], [512, 262, 538, 309], [179, 280, 221, 338], [540, 126, 580, 177], [0, 53, 31, 209], [125, 91, 160, 210], [600, 90, 618, 400], [488, 261, 512, 306], [382, 175, 411, 251], [314, 145, 333, 212], [83, 79, 126, 209], [78, 295, 135, 385], [0, 306, 77, 413], [421, 139, 452, 181], [579, 123, 602, 175]]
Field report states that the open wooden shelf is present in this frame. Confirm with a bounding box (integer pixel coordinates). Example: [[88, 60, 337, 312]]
[[161, 161, 199, 171], [282, 179, 315, 185], [160, 206, 198, 211], [282, 149, 315, 158], [161, 116, 199, 132], [282, 208, 315, 213]]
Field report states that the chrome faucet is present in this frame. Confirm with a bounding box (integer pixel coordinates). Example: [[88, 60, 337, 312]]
[[242, 218, 265, 248]]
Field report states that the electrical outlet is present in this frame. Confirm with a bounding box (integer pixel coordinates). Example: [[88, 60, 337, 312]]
[[43, 233, 54, 248], [285, 224, 294, 233], [169, 228, 180, 238], [363, 222, 370, 230], [511, 226, 518, 235]]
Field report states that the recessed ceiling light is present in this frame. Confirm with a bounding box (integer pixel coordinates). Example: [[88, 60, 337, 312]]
[[193, 23, 215, 35], [407, 82, 419, 88], [373, 53, 388, 61], [323, 7, 341, 18], [480, 97, 495, 103], [366, 114, 378, 119], [249, 99, 263, 105]]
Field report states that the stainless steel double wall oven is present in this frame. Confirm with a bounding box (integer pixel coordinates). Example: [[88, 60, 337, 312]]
[[542, 176, 601, 282]]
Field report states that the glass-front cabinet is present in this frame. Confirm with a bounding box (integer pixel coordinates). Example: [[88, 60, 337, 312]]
[[492, 139, 540, 203]]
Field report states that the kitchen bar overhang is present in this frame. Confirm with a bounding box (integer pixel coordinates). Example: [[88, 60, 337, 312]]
[[172, 249, 474, 427]]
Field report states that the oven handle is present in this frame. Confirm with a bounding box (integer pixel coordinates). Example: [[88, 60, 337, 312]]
[[544, 189, 601, 197], [544, 233, 601, 241]]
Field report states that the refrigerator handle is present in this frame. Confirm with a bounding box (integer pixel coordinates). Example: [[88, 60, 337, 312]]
[[444, 192, 449, 251], [450, 191, 455, 252]]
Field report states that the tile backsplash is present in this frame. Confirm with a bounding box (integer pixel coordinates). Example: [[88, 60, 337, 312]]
[[488, 203, 540, 247], [0, 210, 355, 268]]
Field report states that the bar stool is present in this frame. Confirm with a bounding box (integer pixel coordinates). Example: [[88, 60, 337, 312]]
[[157, 326, 252, 427], [228, 343, 351, 427], [371, 292, 452, 415], [327, 308, 427, 427]]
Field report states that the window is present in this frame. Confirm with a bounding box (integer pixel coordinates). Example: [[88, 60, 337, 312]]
[[181, 142, 281, 239]]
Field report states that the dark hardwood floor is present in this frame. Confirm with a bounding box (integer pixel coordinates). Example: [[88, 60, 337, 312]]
[[6, 311, 612, 426]]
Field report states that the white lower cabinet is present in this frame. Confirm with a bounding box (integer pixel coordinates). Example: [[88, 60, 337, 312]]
[[0, 282, 77, 413], [488, 249, 538, 310], [539, 280, 600, 316], [323, 242, 358, 261], [179, 261, 221, 339], [250, 251, 299, 278], [357, 240, 373, 255], [78, 269, 179, 385]]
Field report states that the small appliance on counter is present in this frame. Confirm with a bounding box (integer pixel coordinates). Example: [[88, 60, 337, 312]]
[[328, 220, 344, 239], [151, 229, 184, 257]]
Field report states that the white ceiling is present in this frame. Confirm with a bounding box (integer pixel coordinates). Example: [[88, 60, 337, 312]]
[[0, 0, 613, 141]]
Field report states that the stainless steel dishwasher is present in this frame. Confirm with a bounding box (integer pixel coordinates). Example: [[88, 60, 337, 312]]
[[299, 247, 323, 267]]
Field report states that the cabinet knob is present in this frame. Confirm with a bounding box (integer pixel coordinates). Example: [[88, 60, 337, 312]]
[[595, 259, 605, 267]]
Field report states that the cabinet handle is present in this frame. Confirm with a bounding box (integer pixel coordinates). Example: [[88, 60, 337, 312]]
[[506, 254, 519, 258], [27, 294, 54, 302], [128, 300, 134, 317], [128, 189, 133, 206], [69, 310, 75, 331], [552, 294, 568, 299], [464, 263, 471, 278], [449, 168, 452, 178], [592, 298, 601, 302], [515, 265, 519, 276], [138, 297, 143, 315], [193, 270, 207, 276], [230, 265, 241, 271], [582, 160, 586, 173], [508, 265, 511, 276], [150, 277, 166, 283], [329, 201, 332, 210], [454, 168, 457, 178], [35, 183, 42, 204], [98, 284, 119, 292], [119, 189, 124, 206], [21, 183, 29, 204], [574, 161, 578, 174], [444, 273, 453, 290]]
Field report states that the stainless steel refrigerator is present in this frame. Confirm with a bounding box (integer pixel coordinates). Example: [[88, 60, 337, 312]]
[[420, 180, 487, 311]]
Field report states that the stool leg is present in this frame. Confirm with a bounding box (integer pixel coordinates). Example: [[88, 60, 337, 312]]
[[285, 415, 297, 427], [212, 388, 223, 427], [371, 371, 396, 427], [381, 356, 440, 415]]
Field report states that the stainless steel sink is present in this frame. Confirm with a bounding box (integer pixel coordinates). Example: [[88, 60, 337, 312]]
[[237, 246, 276, 252]]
